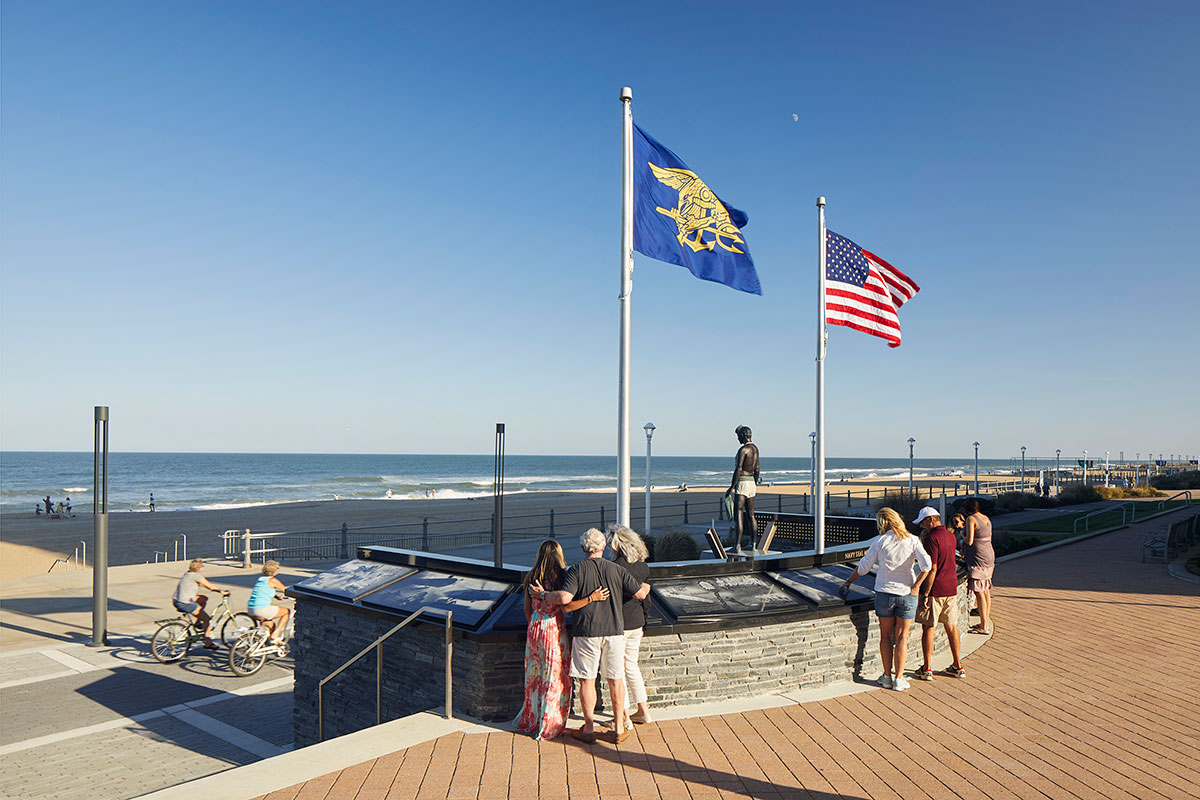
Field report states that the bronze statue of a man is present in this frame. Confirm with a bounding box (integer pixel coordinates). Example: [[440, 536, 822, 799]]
[[725, 425, 760, 554]]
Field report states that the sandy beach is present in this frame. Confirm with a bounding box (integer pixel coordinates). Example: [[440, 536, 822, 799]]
[[0, 473, 1035, 584]]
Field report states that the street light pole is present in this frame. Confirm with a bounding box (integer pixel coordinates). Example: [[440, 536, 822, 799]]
[[1105, 450, 1110, 487], [1083, 449, 1088, 486], [1055, 449, 1061, 495], [907, 437, 916, 495], [1020, 446, 1027, 493], [643, 423, 655, 535], [973, 441, 980, 497]]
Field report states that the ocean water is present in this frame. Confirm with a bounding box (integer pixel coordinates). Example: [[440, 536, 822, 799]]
[[0, 451, 1039, 515]]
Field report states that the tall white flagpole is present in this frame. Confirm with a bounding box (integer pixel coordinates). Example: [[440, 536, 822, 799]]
[[617, 87, 634, 527], [815, 197, 827, 555]]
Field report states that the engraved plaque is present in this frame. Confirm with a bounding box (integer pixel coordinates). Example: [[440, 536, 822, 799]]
[[653, 573, 800, 619], [294, 560, 415, 602], [361, 570, 512, 628]]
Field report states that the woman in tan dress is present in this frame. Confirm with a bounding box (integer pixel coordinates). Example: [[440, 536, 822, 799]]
[[963, 498, 994, 634]]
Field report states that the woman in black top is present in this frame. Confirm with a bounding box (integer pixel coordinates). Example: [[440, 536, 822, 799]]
[[608, 524, 653, 726]]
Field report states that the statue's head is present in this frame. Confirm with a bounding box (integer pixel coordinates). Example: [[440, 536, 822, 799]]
[[735, 425, 752, 444]]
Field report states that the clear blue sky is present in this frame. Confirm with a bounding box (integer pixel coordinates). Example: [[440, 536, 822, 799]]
[[2, 1, 1197, 462]]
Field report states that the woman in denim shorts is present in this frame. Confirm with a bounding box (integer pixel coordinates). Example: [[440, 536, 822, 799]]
[[841, 508, 932, 692]]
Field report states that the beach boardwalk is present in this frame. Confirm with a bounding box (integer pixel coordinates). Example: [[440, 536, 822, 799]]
[[246, 510, 1200, 800]]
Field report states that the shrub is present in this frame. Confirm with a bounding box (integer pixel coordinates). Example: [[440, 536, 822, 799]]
[[995, 535, 1043, 557], [1152, 471, 1200, 490], [1093, 485, 1162, 499], [992, 492, 1057, 514], [949, 496, 997, 517], [1057, 485, 1103, 505], [641, 535, 657, 562], [874, 491, 926, 532], [653, 530, 701, 561]]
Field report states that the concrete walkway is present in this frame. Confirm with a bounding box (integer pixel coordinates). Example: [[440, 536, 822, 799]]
[[235, 508, 1199, 800], [0, 559, 336, 799]]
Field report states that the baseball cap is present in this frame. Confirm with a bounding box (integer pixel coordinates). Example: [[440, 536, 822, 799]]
[[913, 507, 940, 524]]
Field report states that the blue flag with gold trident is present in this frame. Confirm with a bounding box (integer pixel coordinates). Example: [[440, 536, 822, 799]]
[[633, 123, 761, 295]]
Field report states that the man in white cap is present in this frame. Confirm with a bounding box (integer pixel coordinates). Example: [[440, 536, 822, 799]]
[[912, 507, 965, 680]]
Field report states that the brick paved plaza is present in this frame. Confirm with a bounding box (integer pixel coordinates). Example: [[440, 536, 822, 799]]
[[256, 516, 1200, 800]]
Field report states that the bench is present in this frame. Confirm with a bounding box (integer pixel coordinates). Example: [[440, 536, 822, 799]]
[[1143, 514, 1199, 563]]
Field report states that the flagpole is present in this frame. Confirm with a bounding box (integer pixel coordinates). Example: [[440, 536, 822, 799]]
[[617, 87, 634, 528], [815, 197, 827, 555]]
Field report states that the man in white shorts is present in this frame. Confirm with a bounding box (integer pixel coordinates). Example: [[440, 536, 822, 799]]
[[537, 528, 649, 744]]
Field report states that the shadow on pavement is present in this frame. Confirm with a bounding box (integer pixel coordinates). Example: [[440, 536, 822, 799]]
[[0, 596, 151, 615], [77, 665, 222, 718]]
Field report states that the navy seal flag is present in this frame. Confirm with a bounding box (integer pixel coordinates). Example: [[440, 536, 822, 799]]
[[632, 123, 762, 295]]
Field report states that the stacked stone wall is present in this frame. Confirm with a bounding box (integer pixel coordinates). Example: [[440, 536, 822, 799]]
[[294, 583, 969, 745]]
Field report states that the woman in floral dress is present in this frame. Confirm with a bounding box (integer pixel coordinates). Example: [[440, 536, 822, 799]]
[[516, 540, 608, 740]]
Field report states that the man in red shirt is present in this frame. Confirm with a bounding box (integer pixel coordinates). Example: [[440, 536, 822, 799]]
[[913, 507, 965, 679]]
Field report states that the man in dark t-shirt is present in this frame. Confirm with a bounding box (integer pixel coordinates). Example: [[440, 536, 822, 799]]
[[535, 527, 649, 743], [913, 507, 965, 680]]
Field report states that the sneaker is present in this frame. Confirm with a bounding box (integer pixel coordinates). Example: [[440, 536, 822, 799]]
[[892, 676, 911, 692], [878, 674, 893, 689], [945, 665, 966, 679], [914, 666, 934, 681]]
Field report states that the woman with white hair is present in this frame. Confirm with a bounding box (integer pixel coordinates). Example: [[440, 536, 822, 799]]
[[608, 524, 653, 726]]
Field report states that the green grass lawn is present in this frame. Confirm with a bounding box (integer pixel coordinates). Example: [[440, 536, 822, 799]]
[[1006, 499, 1191, 533]]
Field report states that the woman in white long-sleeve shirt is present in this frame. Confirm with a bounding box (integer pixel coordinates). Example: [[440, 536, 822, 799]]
[[841, 507, 932, 692]]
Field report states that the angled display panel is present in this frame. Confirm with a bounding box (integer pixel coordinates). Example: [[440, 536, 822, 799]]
[[488, 591, 530, 631], [652, 573, 800, 620], [772, 564, 874, 608], [360, 570, 512, 629], [293, 560, 415, 602]]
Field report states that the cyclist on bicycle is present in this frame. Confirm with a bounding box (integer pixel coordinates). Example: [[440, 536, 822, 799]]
[[248, 560, 290, 644], [172, 559, 228, 650]]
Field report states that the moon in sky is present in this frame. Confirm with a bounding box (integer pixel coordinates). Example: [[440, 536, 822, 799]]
[[792, 113, 799, 122]]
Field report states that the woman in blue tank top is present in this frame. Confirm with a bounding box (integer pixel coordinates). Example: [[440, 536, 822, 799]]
[[248, 560, 289, 643]]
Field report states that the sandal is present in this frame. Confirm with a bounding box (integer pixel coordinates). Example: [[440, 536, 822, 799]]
[[968, 625, 989, 634], [570, 728, 596, 744]]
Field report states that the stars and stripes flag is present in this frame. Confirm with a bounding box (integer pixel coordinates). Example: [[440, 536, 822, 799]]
[[824, 230, 920, 348]]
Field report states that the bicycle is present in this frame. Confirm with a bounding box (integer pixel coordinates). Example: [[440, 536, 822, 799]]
[[228, 597, 294, 677], [150, 591, 258, 663]]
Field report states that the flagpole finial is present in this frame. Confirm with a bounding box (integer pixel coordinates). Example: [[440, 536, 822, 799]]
[[816, 196, 826, 207], [620, 87, 632, 102]]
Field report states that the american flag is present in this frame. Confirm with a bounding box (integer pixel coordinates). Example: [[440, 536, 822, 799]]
[[825, 230, 919, 348]]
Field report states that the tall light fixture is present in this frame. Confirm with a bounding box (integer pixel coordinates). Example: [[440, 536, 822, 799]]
[[643, 423, 655, 535], [1083, 449, 1088, 485], [908, 437, 916, 495], [1105, 450, 1110, 486], [973, 441, 980, 497], [1055, 449, 1061, 494], [1020, 446, 1027, 493]]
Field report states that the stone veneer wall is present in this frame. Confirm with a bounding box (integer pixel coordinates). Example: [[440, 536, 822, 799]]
[[294, 583, 969, 747]]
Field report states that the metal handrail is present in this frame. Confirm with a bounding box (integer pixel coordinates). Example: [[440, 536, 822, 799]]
[[47, 558, 70, 573], [1073, 502, 1134, 534], [1157, 490, 1193, 512], [317, 606, 452, 742]]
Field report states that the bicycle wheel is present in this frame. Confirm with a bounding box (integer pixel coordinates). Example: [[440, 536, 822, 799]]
[[151, 622, 192, 663], [219, 612, 258, 647], [228, 629, 269, 676]]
